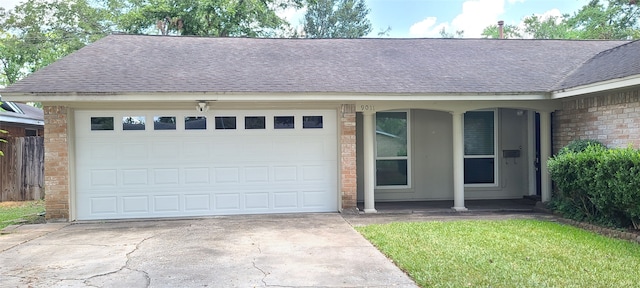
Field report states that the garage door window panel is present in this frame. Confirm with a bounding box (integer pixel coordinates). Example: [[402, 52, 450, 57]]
[[154, 116, 176, 130], [375, 111, 410, 187], [123, 116, 146, 131], [216, 116, 237, 130], [91, 117, 114, 131], [245, 116, 266, 129], [303, 116, 323, 129], [185, 116, 206, 130], [274, 116, 294, 129]]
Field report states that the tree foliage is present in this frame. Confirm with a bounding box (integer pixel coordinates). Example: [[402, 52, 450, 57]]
[[439, 27, 464, 38], [109, 0, 303, 37], [303, 0, 372, 38], [480, 24, 521, 39], [0, 0, 111, 86], [482, 0, 640, 40]]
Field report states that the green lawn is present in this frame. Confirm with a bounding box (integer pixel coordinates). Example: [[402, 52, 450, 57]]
[[0, 200, 45, 230], [356, 219, 640, 288]]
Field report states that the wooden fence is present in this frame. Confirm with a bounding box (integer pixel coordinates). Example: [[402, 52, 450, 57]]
[[0, 136, 44, 201]]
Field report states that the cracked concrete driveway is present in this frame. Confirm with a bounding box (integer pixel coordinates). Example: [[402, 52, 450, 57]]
[[0, 213, 417, 288]]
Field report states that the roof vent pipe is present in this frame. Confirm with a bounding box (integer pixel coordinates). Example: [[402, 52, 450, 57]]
[[498, 20, 504, 39]]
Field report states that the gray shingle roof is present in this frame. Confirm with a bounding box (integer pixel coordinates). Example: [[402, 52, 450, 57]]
[[554, 40, 640, 91], [0, 34, 631, 95]]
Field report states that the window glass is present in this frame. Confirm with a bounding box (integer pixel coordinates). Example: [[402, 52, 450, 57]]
[[185, 116, 206, 130], [376, 112, 407, 157], [25, 129, 37, 136], [245, 116, 266, 129], [303, 116, 323, 129], [154, 116, 176, 130], [122, 116, 145, 131], [464, 158, 495, 184], [464, 111, 494, 155], [91, 117, 114, 131], [464, 110, 496, 185], [215, 116, 236, 129], [375, 111, 409, 187], [274, 116, 294, 129], [376, 160, 408, 186]]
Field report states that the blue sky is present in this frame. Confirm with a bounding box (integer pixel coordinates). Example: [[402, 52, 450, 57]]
[[2, 0, 590, 38], [285, 0, 590, 38]]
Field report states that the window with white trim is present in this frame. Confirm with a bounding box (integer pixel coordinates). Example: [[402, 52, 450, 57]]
[[464, 110, 497, 185], [375, 111, 409, 187]]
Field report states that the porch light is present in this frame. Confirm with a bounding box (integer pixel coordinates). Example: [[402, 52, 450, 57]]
[[196, 101, 209, 112]]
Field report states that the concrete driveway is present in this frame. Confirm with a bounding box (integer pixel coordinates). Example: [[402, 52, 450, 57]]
[[0, 213, 417, 288]]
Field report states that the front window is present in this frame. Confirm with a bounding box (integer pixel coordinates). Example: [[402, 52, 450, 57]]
[[375, 111, 409, 187], [464, 110, 497, 185]]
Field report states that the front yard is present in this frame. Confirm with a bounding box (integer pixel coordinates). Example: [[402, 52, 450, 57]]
[[356, 219, 640, 288], [0, 200, 45, 230]]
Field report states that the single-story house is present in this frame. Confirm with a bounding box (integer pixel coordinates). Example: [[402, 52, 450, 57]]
[[0, 101, 44, 137], [1, 35, 639, 221]]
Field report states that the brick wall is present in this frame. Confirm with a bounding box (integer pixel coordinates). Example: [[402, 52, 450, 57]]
[[43, 106, 70, 220], [553, 88, 640, 152], [340, 104, 357, 210]]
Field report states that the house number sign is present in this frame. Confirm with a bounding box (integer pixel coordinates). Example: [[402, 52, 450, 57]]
[[359, 104, 375, 111]]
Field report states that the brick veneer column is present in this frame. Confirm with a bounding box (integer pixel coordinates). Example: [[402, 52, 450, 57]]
[[553, 88, 640, 153], [340, 104, 357, 210], [43, 106, 70, 221]]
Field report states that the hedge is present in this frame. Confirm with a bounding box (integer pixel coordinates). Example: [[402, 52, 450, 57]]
[[548, 141, 640, 229]]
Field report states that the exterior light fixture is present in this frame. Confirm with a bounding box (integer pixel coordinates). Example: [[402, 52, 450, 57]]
[[196, 101, 209, 112]]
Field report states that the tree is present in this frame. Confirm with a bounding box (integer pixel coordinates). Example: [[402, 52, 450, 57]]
[[439, 27, 464, 38], [522, 15, 574, 39], [0, 0, 111, 86], [303, 0, 372, 38], [481, 0, 640, 40], [481, 23, 522, 39], [109, 0, 303, 37], [566, 0, 640, 39]]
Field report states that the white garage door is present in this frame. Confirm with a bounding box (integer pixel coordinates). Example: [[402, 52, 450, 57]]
[[74, 110, 337, 220]]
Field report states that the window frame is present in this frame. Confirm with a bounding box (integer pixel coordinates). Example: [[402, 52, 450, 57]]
[[463, 109, 499, 187], [374, 110, 411, 189]]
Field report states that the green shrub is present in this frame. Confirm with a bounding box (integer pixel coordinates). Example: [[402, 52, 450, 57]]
[[548, 144, 640, 229], [557, 139, 606, 155]]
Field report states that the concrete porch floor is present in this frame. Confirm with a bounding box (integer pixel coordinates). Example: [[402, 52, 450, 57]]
[[357, 198, 539, 214]]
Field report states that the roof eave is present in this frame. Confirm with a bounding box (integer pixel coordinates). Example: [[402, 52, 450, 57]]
[[0, 114, 45, 126], [552, 74, 640, 99], [1, 91, 552, 103]]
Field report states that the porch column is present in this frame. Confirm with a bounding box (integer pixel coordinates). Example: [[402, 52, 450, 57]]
[[539, 111, 552, 202], [362, 111, 377, 213], [451, 111, 467, 211]]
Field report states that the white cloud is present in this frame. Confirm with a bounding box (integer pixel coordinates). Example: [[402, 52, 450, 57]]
[[451, 0, 506, 38], [0, 0, 25, 11], [407, 0, 508, 38], [507, 0, 525, 3], [408, 17, 450, 37]]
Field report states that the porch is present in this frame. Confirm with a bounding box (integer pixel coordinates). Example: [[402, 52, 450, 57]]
[[356, 198, 539, 214]]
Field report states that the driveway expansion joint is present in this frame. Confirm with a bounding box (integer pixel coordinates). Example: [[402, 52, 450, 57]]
[[0, 223, 70, 253]]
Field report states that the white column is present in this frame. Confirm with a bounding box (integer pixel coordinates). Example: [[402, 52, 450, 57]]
[[451, 111, 467, 211], [363, 111, 377, 213], [539, 111, 552, 202]]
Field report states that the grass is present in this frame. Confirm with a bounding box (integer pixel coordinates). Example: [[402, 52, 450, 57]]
[[356, 219, 640, 288], [0, 200, 45, 230]]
